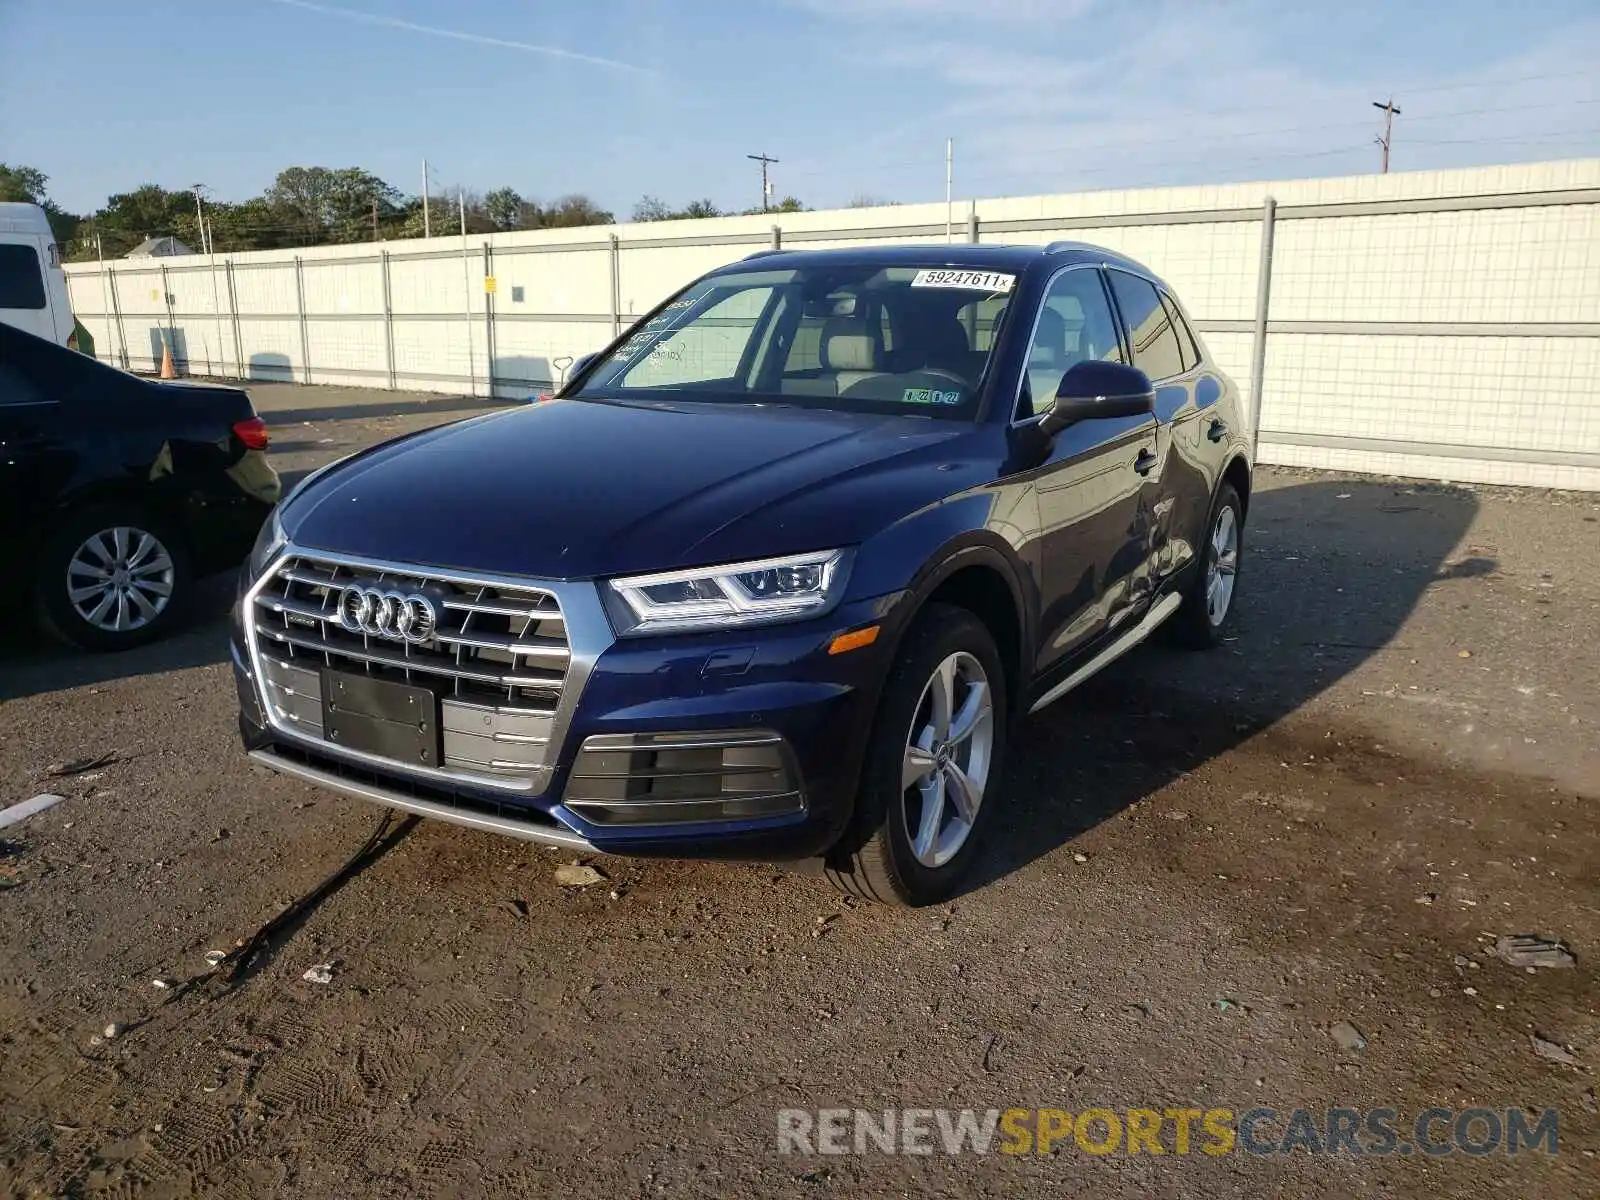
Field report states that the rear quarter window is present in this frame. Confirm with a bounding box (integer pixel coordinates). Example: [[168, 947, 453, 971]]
[[0, 243, 48, 310]]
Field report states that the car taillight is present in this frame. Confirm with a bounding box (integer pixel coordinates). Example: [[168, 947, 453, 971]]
[[233, 416, 270, 450]]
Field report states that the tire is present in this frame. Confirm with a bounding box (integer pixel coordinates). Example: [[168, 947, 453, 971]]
[[825, 603, 1008, 906], [35, 505, 192, 652], [1166, 481, 1243, 650]]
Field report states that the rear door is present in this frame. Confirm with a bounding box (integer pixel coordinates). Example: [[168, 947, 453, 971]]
[[1017, 264, 1158, 674], [1104, 269, 1193, 594]]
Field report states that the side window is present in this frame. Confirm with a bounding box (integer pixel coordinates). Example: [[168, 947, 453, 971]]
[[1108, 270, 1184, 381], [1019, 269, 1124, 417], [1162, 291, 1201, 372], [0, 244, 48, 310], [616, 287, 774, 388]]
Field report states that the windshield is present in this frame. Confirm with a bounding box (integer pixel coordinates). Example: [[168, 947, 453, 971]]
[[575, 264, 1016, 418]]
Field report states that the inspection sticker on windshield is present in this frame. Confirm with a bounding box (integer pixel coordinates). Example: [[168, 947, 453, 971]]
[[903, 387, 963, 406], [911, 269, 1015, 293]]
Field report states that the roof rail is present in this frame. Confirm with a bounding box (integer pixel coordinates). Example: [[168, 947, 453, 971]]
[[1043, 239, 1092, 255], [742, 248, 785, 260]]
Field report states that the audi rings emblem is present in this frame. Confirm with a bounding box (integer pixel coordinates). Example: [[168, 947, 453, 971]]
[[337, 585, 440, 644]]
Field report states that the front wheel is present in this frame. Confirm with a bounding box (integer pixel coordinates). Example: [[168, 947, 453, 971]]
[[825, 604, 1008, 905]]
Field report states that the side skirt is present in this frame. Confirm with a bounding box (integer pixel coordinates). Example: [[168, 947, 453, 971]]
[[1027, 591, 1184, 715]]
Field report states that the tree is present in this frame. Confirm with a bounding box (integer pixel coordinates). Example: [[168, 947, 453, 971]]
[[632, 194, 672, 222], [484, 187, 525, 231], [0, 163, 49, 204], [632, 196, 730, 222], [543, 194, 614, 228], [266, 166, 402, 242], [89, 184, 196, 256], [847, 194, 894, 208], [1, 163, 83, 247]]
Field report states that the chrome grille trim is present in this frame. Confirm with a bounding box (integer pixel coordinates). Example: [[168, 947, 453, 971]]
[[243, 544, 615, 794], [254, 622, 565, 694]]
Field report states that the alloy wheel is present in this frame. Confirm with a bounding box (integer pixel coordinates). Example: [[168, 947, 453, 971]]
[[66, 526, 177, 633], [1205, 505, 1239, 627], [900, 651, 995, 868]]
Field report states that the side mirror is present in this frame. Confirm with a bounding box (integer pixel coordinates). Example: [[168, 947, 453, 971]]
[[571, 352, 597, 380], [1041, 361, 1154, 435]]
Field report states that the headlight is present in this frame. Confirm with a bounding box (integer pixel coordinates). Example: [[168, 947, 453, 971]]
[[246, 508, 286, 580], [606, 549, 852, 636]]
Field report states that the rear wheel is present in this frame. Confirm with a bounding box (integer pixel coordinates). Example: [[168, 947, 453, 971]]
[[825, 604, 1008, 905], [36, 507, 191, 652], [1167, 481, 1243, 649]]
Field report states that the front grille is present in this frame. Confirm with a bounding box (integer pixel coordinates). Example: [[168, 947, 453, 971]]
[[249, 553, 570, 786]]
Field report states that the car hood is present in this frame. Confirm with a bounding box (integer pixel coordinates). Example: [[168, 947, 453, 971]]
[[284, 397, 972, 579]]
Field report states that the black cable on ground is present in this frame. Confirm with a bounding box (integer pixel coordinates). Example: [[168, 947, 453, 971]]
[[221, 808, 418, 985]]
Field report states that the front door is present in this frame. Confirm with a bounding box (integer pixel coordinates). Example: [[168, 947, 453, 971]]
[[1020, 265, 1157, 676]]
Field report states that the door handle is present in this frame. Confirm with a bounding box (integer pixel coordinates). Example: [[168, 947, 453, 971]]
[[1133, 449, 1157, 476], [1207, 418, 1228, 443]]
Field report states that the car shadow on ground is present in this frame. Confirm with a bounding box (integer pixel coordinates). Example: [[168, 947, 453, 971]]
[[0, 574, 235, 702], [963, 476, 1481, 895]]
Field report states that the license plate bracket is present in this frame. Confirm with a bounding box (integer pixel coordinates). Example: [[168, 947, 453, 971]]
[[321, 670, 440, 767]]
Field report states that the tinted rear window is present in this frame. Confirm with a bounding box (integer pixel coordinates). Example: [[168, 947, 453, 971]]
[[0, 243, 47, 310]]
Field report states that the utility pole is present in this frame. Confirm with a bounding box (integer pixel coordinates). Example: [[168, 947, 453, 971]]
[[1373, 98, 1401, 173], [94, 232, 115, 364], [747, 153, 779, 212], [945, 137, 954, 244], [372, 197, 380, 242], [192, 183, 209, 254], [459, 189, 476, 397], [422, 158, 432, 238]]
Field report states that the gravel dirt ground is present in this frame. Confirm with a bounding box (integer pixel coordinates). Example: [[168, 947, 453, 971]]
[[1, 383, 1597, 1198]]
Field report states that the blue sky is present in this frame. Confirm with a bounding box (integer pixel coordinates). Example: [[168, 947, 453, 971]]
[[3, 0, 1598, 217]]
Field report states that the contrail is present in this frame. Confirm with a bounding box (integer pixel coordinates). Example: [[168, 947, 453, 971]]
[[265, 0, 654, 75]]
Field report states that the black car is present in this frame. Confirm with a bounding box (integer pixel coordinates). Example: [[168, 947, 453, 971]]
[[0, 321, 279, 651], [235, 243, 1250, 904]]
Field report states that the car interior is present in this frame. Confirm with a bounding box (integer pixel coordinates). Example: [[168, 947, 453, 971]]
[[773, 285, 1008, 404]]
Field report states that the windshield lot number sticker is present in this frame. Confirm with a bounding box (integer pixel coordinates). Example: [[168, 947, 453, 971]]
[[904, 387, 963, 405], [911, 269, 1015, 293]]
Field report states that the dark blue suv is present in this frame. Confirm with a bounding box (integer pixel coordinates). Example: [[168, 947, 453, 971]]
[[234, 243, 1251, 904]]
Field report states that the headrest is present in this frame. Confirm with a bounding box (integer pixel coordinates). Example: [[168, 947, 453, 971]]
[[821, 318, 880, 372]]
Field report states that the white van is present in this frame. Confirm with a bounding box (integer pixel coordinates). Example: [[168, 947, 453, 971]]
[[0, 202, 75, 346]]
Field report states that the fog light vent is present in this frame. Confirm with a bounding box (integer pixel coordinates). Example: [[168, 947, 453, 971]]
[[564, 730, 803, 825]]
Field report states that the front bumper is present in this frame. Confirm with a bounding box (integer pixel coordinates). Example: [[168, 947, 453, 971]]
[[234, 582, 900, 861]]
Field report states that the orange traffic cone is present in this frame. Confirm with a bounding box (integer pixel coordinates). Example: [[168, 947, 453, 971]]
[[159, 338, 176, 380]]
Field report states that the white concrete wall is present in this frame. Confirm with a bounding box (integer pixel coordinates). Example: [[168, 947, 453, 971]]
[[66, 158, 1600, 490]]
